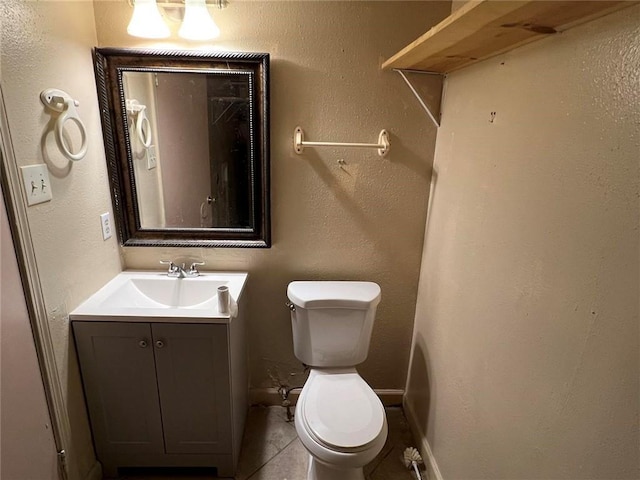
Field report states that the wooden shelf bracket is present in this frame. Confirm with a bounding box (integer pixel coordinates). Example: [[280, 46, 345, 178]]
[[395, 69, 443, 128]]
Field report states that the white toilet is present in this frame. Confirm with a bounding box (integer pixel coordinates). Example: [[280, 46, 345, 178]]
[[287, 281, 388, 480]]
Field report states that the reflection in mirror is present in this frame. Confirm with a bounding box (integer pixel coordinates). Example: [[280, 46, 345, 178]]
[[123, 71, 252, 229], [93, 48, 270, 248]]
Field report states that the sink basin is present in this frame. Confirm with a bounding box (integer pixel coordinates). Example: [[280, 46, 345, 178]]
[[70, 271, 248, 322], [104, 277, 229, 308]]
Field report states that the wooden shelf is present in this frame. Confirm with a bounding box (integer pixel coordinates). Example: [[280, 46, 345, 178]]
[[382, 0, 637, 73]]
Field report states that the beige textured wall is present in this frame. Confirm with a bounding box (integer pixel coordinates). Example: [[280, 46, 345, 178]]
[[94, 1, 451, 391], [406, 5, 640, 478], [0, 1, 123, 478]]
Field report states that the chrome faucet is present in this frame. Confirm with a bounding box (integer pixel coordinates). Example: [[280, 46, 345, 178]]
[[160, 260, 204, 278]]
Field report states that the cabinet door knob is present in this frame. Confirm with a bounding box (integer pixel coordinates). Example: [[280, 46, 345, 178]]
[[155, 340, 165, 349], [138, 340, 148, 348]]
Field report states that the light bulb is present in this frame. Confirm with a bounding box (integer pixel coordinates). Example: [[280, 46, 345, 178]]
[[179, 0, 221, 41], [127, 0, 170, 39]]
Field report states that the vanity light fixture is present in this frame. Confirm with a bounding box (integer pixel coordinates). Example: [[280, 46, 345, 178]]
[[127, 0, 225, 41], [127, 0, 171, 39], [179, 0, 220, 40]]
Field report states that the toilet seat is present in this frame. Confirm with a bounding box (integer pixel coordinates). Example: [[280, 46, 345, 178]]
[[299, 370, 385, 453]]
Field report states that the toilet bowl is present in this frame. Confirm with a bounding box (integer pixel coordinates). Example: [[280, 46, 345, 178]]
[[287, 281, 387, 480], [295, 369, 388, 480]]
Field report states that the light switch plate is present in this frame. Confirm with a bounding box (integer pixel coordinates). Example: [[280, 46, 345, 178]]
[[147, 145, 157, 170], [21, 164, 52, 206]]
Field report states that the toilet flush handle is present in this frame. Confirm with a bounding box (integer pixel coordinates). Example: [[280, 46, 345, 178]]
[[285, 302, 296, 312]]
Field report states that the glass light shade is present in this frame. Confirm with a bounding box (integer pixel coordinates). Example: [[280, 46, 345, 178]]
[[179, 0, 220, 41], [127, 0, 170, 39]]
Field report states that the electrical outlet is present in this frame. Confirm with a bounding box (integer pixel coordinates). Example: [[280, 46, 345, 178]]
[[21, 164, 52, 206], [100, 212, 112, 240]]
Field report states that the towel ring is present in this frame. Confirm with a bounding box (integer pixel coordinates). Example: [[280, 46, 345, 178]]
[[127, 99, 153, 148], [40, 89, 88, 161], [135, 106, 152, 148]]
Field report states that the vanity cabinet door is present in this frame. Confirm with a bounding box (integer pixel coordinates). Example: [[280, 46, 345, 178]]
[[73, 322, 165, 458], [152, 323, 232, 455]]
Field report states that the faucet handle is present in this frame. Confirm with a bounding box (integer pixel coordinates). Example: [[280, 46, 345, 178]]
[[160, 260, 177, 272], [189, 261, 205, 275]]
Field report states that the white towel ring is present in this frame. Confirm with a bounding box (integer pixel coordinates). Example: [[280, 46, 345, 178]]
[[40, 89, 88, 161], [127, 99, 153, 148], [135, 106, 152, 148], [56, 100, 88, 161]]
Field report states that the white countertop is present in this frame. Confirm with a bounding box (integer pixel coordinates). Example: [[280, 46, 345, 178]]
[[70, 270, 248, 324]]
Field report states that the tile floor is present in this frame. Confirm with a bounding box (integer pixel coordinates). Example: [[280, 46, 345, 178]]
[[119, 406, 423, 480]]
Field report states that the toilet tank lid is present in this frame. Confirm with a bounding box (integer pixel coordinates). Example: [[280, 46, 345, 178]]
[[287, 281, 381, 309]]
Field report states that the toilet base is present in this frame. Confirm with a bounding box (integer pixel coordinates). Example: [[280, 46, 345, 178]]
[[306, 455, 365, 480]]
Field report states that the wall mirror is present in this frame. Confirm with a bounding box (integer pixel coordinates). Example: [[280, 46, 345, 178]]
[[93, 48, 270, 247]]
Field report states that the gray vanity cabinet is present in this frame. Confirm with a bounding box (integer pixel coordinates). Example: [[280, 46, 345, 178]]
[[73, 321, 242, 478], [153, 323, 231, 455], [73, 322, 165, 458]]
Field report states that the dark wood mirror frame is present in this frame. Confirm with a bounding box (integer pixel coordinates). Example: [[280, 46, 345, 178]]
[[93, 47, 270, 248]]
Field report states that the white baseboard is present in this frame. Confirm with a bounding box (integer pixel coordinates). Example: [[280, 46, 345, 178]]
[[249, 387, 404, 407], [84, 461, 102, 480], [403, 396, 443, 480]]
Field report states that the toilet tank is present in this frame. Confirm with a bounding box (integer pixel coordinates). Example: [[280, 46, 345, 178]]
[[287, 281, 381, 367]]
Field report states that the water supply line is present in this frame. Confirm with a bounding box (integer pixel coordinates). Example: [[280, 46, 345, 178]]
[[278, 385, 296, 422], [268, 360, 309, 422]]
